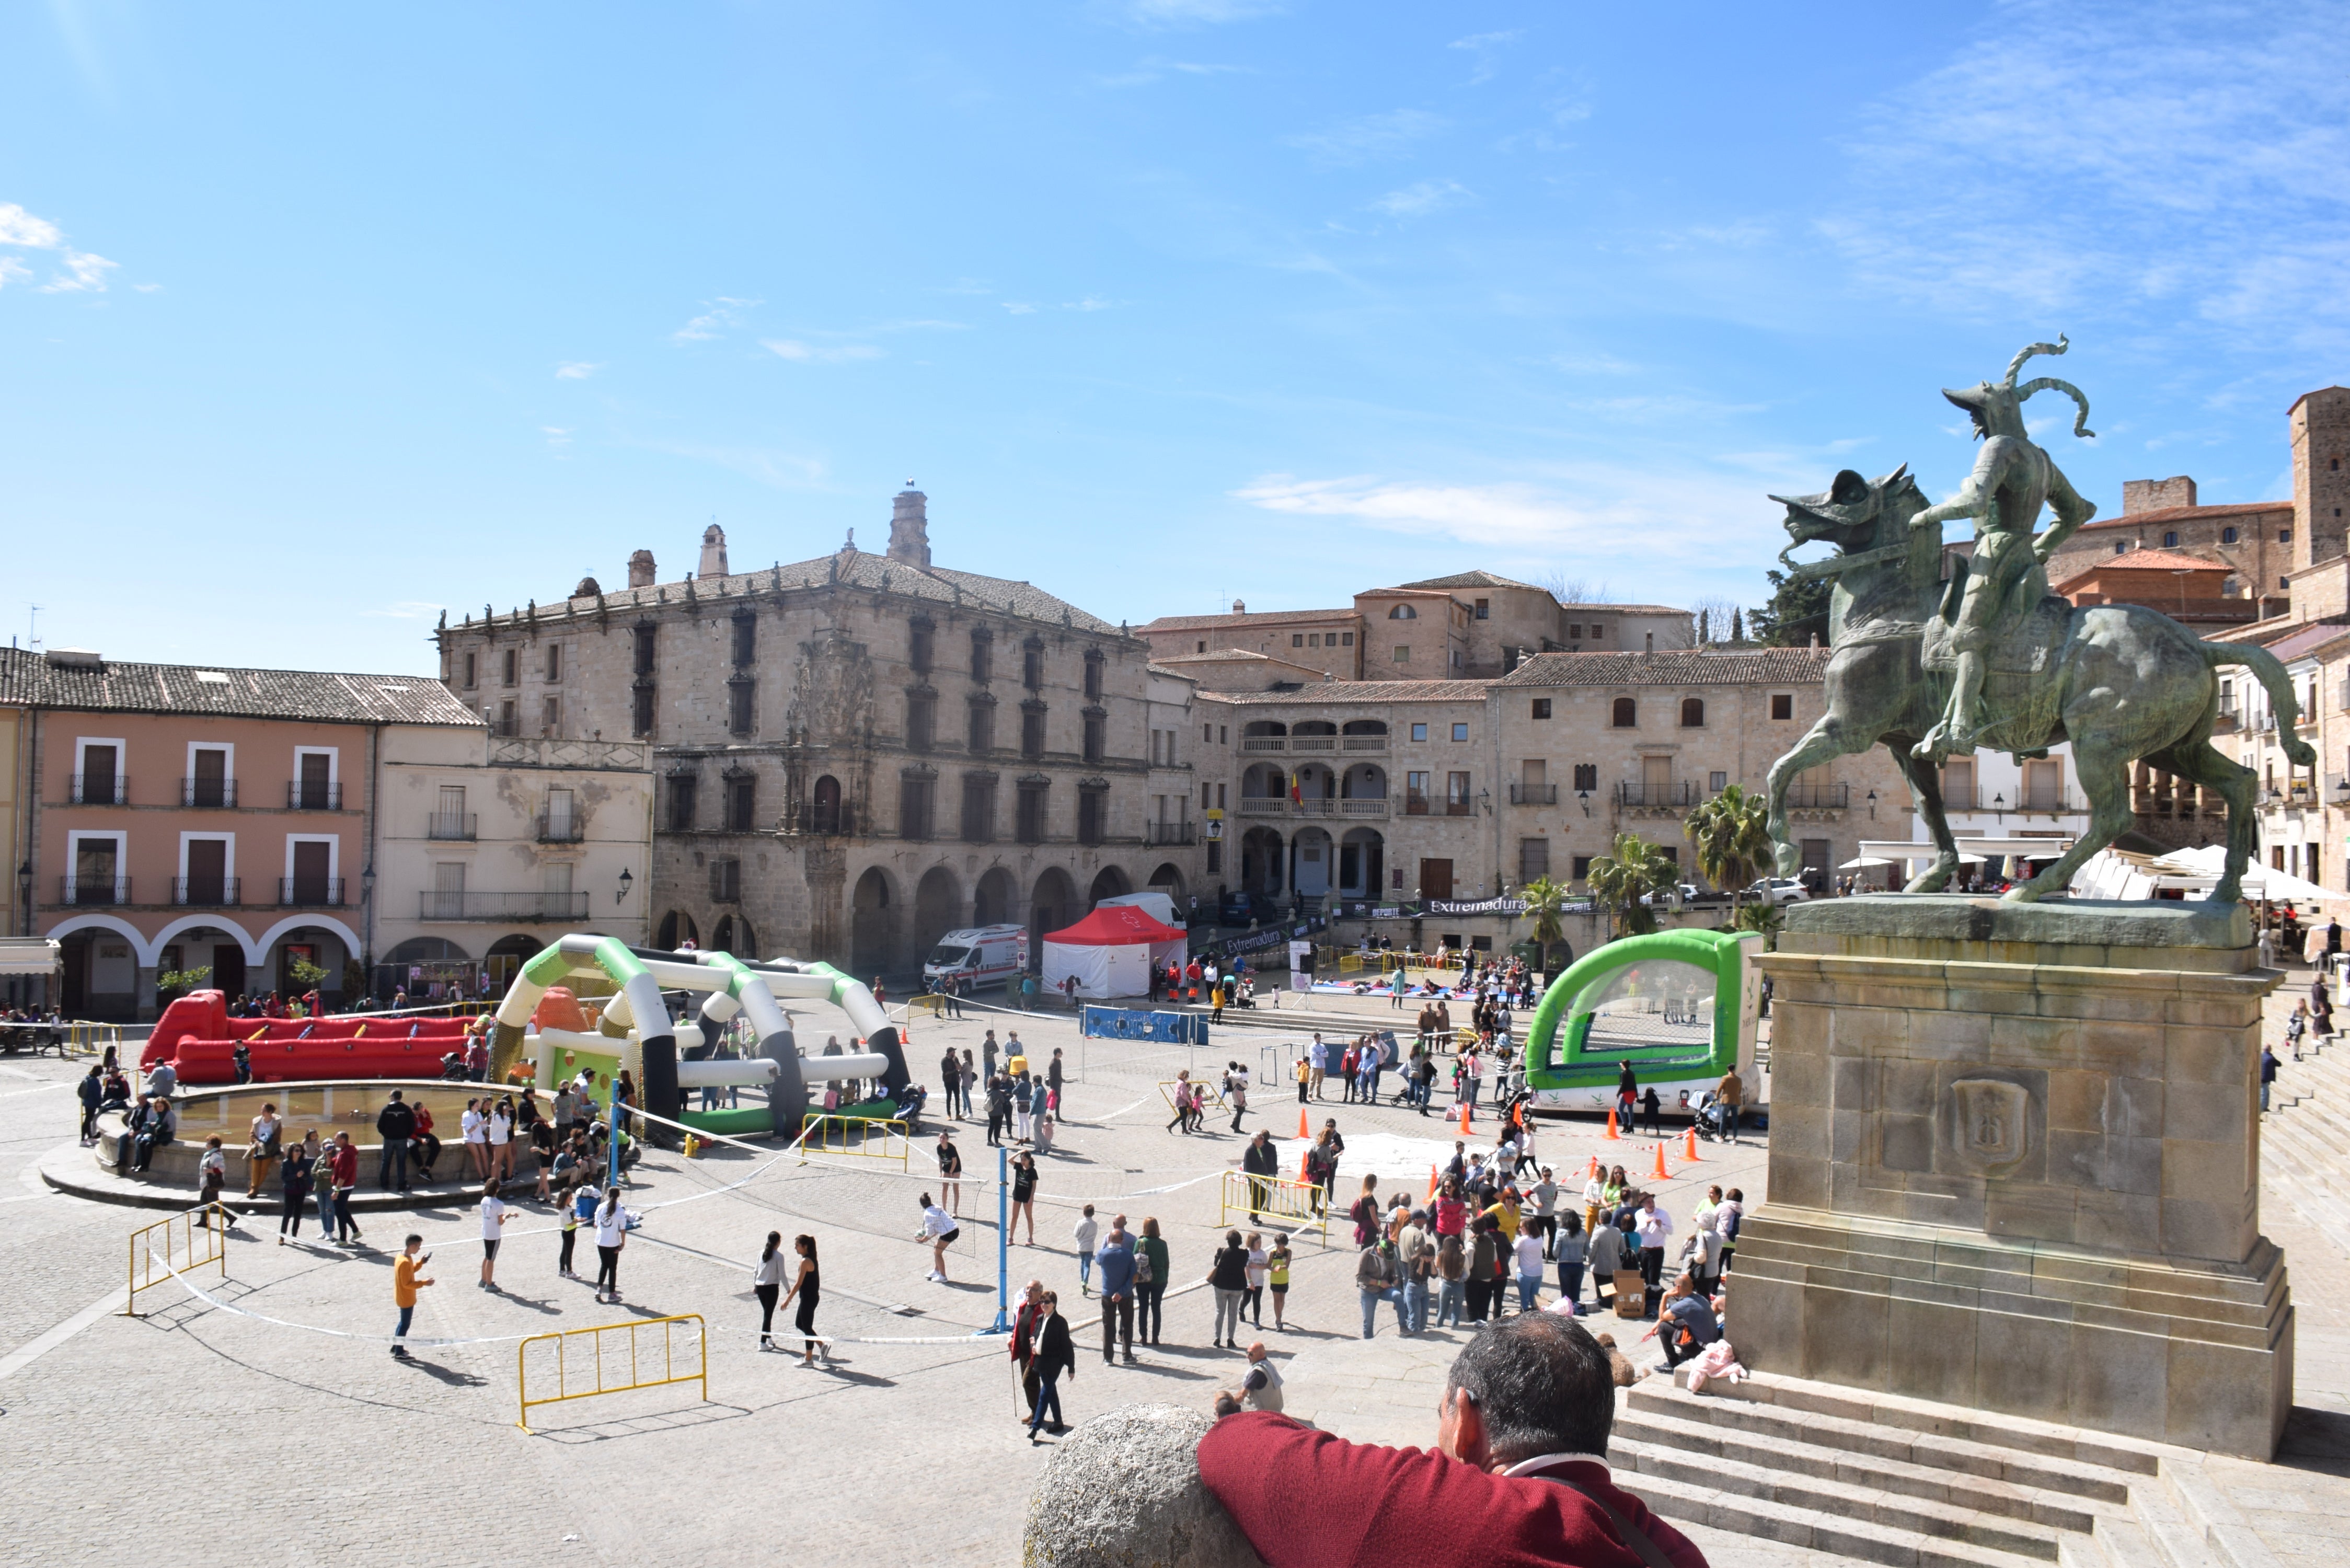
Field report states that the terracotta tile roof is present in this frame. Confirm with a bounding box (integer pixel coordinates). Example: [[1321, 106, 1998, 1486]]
[[17, 653, 482, 726], [1553, 603, 1690, 616], [1398, 570, 1544, 592], [2056, 548, 2232, 586], [1496, 648, 1833, 688], [1198, 679, 1496, 706], [2078, 500, 2291, 529], [1140, 608, 1358, 632]]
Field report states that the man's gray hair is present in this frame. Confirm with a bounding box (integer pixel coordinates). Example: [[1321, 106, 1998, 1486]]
[[1444, 1313, 1616, 1463]]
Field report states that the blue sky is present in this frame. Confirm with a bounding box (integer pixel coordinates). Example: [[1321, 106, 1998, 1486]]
[[5, 1, 2347, 673]]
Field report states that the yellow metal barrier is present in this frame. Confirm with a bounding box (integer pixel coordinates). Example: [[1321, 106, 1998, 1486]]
[[1336, 954, 1364, 974], [124, 1203, 231, 1317], [906, 994, 947, 1018], [1157, 1078, 1227, 1113], [1218, 1171, 1329, 1244], [517, 1313, 707, 1433], [796, 1114, 912, 1170]]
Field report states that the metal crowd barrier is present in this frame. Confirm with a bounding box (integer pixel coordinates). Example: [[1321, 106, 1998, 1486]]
[[1157, 1078, 1228, 1113], [124, 1203, 231, 1317], [517, 1312, 708, 1433], [1217, 1171, 1329, 1245], [795, 1114, 912, 1170]]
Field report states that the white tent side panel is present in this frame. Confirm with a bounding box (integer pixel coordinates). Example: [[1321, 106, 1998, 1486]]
[[1042, 940, 1156, 998]]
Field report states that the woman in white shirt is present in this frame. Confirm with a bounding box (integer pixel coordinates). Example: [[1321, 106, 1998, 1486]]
[[479, 1179, 511, 1290], [460, 1100, 488, 1181], [917, 1192, 959, 1283], [753, 1230, 786, 1349], [1243, 1231, 1270, 1328], [592, 1185, 628, 1304], [488, 1097, 515, 1181]]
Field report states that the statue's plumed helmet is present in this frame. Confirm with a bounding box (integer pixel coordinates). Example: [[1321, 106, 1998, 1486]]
[[1945, 336, 2094, 441]]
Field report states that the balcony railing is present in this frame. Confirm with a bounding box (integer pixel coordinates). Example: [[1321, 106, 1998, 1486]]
[[173, 878, 241, 906], [1146, 822, 1197, 845], [180, 777, 238, 808], [68, 774, 124, 805], [418, 891, 591, 921], [1404, 796, 1430, 816], [1337, 798, 1388, 818], [1233, 798, 1390, 820], [1340, 734, 1389, 752], [1509, 783, 1559, 805], [280, 878, 347, 907], [1615, 780, 1701, 809], [489, 718, 521, 738], [1237, 798, 1289, 817], [536, 812, 585, 844], [61, 875, 129, 906], [1288, 735, 1338, 752], [793, 803, 857, 836], [428, 813, 478, 841], [287, 780, 343, 810], [1240, 737, 1287, 753], [1445, 799, 1474, 816], [1783, 783, 1851, 810]]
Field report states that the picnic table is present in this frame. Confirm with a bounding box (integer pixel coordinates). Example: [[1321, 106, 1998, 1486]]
[[0, 1021, 63, 1057]]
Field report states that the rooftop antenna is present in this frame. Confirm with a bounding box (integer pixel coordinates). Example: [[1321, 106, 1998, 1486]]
[[26, 604, 42, 650]]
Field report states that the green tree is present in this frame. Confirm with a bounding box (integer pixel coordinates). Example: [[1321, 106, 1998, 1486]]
[[1517, 876, 1570, 977], [1749, 567, 1829, 648], [1585, 833, 1678, 941], [155, 964, 212, 1000], [1684, 785, 1773, 923]]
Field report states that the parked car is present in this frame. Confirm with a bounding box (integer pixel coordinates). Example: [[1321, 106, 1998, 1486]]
[[1219, 890, 1271, 925], [1745, 877, 1810, 906]]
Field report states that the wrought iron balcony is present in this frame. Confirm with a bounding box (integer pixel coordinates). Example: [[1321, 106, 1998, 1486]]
[[68, 774, 125, 805], [286, 780, 343, 810], [180, 777, 238, 808], [418, 890, 590, 921], [61, 875, 129, 906], [172, 877, 241, 906], [280, 878, 347, 907], [1145, 822, 1197, 845], [428, 813, 478, 841], [1509, 783, 1559, 805], [1615, 780, 1701, 809], [536, 811, 584, 844], [1782, 783, 1850, 810]]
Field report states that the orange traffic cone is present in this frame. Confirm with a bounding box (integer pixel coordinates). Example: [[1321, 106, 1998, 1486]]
[[1683, 1127, 1702, 1163], [1650, 1141, 1672, 1182], [1458, 1100, 1473, 1134], [1298, 1106, 1311, 1140], [1586, 1155, 1601, 1179], [1604, 1109, 1620, 1142], [1427, 1164, 1440, 1200]]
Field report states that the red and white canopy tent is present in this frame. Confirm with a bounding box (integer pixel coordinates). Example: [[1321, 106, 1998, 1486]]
[[1040, 905, 1189, 999]]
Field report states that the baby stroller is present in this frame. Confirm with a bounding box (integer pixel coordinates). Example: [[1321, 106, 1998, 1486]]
[[1691, 1091, 1734, 1143]]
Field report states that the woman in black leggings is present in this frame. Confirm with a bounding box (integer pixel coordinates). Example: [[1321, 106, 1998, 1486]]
[[779, 1233, 822, 1366], [592, 1185, 626, 1304], [754, 1231, 785, 1348], [278, 1145, 314, 1243]]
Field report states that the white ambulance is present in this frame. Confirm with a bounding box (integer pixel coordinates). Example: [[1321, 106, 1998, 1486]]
[[923, 925, 1030, 989]]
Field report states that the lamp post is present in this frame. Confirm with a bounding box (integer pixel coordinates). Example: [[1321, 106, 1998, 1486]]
[[1576, 788, 1591, 818], [16, 860, 30, 937], [617, 867, 633, 906]]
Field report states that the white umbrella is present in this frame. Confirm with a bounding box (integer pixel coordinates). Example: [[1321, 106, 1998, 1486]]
[[1957, 853, 1986, 864], [1839, 856, 1895, 870]]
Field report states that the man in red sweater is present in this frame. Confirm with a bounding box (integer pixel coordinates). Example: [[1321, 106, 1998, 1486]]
[[1196, 1313, 1706, 1568]]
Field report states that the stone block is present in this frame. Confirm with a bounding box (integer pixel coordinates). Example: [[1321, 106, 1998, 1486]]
[[1984, 1182, 2079, 1246], [2165, 1324, 2291, 1458], [1772, 1046, 1828, 1108], [1727, 1268, 1805, 1375], [2160, 1081, 2250, 1146], [1880, 1114, 1934, 1174], [2070, 1021, 2168, 1078], [2159, 1139, 2249, 1201], [2163, 1033, 2244, 1087], [2063, 1322, 2169, 1443], [1831, 1108, 1868, 1164], [2043, 1069, 2106, 1133], [1973, 1306, 2073, 1425], [1769, 1146, 1829, 1211], [1886, 1293, 1980, 1406], [1876, 1058, 1939, 1118], [1802, 1282, 1892, 1388], [2072, 1188, 2162, 1254], [1023, 1403, 1269, 1568], [2159, 1196, 2251, 1263], [1829, 1056, 1870, 1111], [2111, 1076, 2165, 1139]]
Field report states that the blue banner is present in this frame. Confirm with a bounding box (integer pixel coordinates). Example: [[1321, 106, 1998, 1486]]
[[1081, 1006, 1208, 1045]]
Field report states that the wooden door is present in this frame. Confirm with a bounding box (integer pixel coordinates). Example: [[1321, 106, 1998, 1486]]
[[1419, 858, 1454, 901]]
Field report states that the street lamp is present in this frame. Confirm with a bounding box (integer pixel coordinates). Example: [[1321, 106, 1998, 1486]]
[[360, 862, 376, 905], [1478, 788, 1492, 816], [1866, 788, 1877, 822], [1576, 788, 1591, 818], [15, 860, 29, 936], [617, 867, 634, 906], [1992, 792, 2007, 822]]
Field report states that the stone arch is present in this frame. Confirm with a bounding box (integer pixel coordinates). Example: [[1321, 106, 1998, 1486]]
[[1029, 866, 1078, 966], [483, 933, 544, 994], [710, 914, 757, 959], [851, 866, 897, 978], [1240, 827, 1284, 894], [656, 910, 701, 951], [1339, 827, 1385, 898], [1087, 864, 1132, 909], [914, 866, 964, 958], [975, 866, 1017, 928], [1341, 762, 1387, 798], [1293, 826, 1335, 896], [1240, 762, 1286, 798], [1148, 862, 1186, 904], [811, 774, 845, 835]]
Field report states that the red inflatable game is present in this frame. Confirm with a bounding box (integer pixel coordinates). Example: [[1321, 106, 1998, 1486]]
[[142, 990, 477, 1085]]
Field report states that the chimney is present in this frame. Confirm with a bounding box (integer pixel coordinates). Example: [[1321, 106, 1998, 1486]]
[[1232, 598, 1246, 614], [888, 483, 931, 568], [627, 549, 656, 589], [698, 524, 729, 579], [2121, 476, 2197, 514]]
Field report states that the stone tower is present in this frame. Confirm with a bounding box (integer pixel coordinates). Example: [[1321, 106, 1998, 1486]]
[[627, 548, 656, 589], [888, 485, 931, 569], [2291, 386, 2350, 573], [698, 524, 729, 580]]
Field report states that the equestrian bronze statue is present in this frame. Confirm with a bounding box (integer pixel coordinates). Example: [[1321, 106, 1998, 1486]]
[[1762, 338, 2309, 904]]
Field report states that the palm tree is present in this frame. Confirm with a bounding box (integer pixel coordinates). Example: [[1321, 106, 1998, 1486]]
[[1585, 833, 1678, 941], [1684, 785, 1773, 927], [1518, 876, 1570, 979]]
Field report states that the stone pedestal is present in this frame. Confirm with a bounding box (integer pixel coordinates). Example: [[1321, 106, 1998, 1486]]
[[1735, 896, 2293, 1459]]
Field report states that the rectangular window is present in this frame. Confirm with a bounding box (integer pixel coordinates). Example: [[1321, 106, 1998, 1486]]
[[1572, 763, 1597, 791], [732, 613, 756, 667], [729, 681, 754, 735], [1016, 781, 1049, 845], [502, 648, 519, 686], [1446, 771, 1472, 814], [1406, 771, 1430, 814], [1021, 705, 1046, 759], [971, 630, 993, 683], [1220, 726, 1227, 744], [1077, 787, 1107, 846], [1393, 645, 1410, 663], [1518, 838, 1549, 881], [1568, 624, 1582, 640], [1531, 698, 1551, 719], [1452, 723, 1469, 742], [968, 699, 995, 754], [907, 692, 936, 751], [542, 696, 561, 734], [899, 775, 935, 841], [1023, 641, 1044, 690], [546, 643, 563, 682], [1082, 712, 1105, 765], [462, 652, 477, 688], [667, 776, 697, 833], [1084, 655, 1104, 702], [725, 777, 755, 833], [1203, 723, 1213, 743], [710, 859, 741, 902], [1201, 782, 1213, 810], [1710, 771, 1727, 792], [1217, 782, 1226, 808], [188, 747, 230, 808], [961, 775, 997, 843], [1411, 722, 1427, 742], [294, 750, 336, 810], [1293, 634, 1305, 648], [1770, 694, 1794, 721], [1475, 598, 1490, 619], [632, 685, 654, 739], [1341, 632, 1353, 646], [498, 699, 517, 737], [632, 624, 656, 676], [1206, 840, 1222, 873], [909, 620, 934, 674]]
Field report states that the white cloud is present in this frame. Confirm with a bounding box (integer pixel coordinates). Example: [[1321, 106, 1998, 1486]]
[[542, 426, 573, 447], [1448, 29, 1521, 84], [1098, 55, 1252, 87], [1001, 301, 1038, 315], [1369, 179, 1472, 218], [673, 296, 760, 342], [761, 338, 884, 363], [38, 249, 116, 293], [0, 257, 29, 290], [1128, 0, 1281, 26], [132, 282, 160, 293], [0, 202, 119, 293], [0, 203, 63, 248], [1286, 108, 1446, 167], [555, 361, 599, 379], [1063, 296, 1114, 312]]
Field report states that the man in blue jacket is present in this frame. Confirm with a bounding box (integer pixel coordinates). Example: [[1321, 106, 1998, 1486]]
[[1095, 1214, 1137, 1364]]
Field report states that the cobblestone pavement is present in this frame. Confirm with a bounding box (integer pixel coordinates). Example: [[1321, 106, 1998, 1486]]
[[2, 975, 2343, 1567]]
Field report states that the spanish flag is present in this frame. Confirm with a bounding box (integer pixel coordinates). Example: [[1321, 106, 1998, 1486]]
[[1289, 770, 1302, 804]]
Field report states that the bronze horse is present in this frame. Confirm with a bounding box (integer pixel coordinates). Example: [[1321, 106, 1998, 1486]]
[[1762, 465, 2308, 904]]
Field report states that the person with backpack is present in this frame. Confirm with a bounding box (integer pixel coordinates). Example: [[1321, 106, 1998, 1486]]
[[1136, 1217, 1170, 1346]]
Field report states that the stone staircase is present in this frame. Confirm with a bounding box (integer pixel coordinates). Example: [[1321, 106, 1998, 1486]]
[[2261, 1031, 2350, 1256], [1609, 1368, 2281, 1568]]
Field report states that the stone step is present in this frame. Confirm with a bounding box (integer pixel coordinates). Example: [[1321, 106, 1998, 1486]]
[[1625, 1383, 2136, 1503], [1612, 1407, 2112, 1535], [1622, 1471, 2054, 1568], [1612, 1433, 2075, 1559]]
